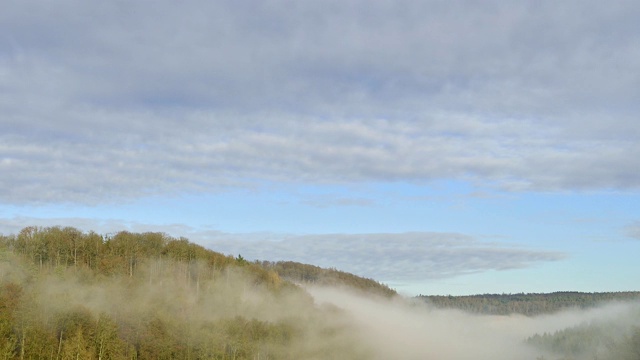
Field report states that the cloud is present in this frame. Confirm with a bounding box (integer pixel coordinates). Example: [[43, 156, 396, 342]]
[[205, 232, 567, 282], [2, 0, 640, 204], [625, 222, 640, 240], [301, 195, 376, 208], [0, 216, 195, 238], [0, 217, 565, 282]]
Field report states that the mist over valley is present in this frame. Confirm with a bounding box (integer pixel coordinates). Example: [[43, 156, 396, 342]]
[[1, 227, 638, 359]]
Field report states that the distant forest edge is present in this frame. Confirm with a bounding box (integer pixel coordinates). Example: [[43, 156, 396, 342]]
[[418, 292, 640, 316]]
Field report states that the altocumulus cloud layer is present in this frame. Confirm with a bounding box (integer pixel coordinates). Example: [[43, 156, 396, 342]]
[[0, 217, 565, 282], [205, 232, 565, 282], [2, 0, 640, 204]]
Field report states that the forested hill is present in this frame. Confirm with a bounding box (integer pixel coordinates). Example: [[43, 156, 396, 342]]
[[0, 226, 393, 296], [418, 292, 640, 316], [0, 226, 377, 359], [260, 261, 397, 298]]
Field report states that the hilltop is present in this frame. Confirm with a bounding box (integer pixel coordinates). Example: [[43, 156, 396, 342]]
[[0, 226, 384, 359], [259, 260, 396, 298]]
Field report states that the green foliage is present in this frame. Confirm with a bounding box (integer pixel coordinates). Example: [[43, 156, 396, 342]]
[[235, 254, 248, 266]]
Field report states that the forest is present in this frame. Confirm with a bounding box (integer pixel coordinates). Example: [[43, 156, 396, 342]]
[[1, 226, 639, 360], [418, 292, 640, 316], [259, 261, 396, 298], [0, 226, 374, 359], [418, 292, 640, 360], [526, 320, 640, 360]]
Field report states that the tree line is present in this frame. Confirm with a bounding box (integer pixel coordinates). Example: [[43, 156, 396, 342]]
[[259, 261, 397, 298], [418, 292, 640, 316], [0, 226, 371, 360], [526, 319, 640, 359]]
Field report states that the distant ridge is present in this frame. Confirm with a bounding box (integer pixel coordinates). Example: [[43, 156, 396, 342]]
[[259, 260, 397, 298], [417, 291, 640, 316]]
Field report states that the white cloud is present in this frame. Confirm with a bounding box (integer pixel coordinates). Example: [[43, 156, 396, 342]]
[[0, 217, 565, 282], [2, 0, 640, 204], [0, 216, 193, 238], [625, 222, 640, 240], [205, 232, 567, 282]]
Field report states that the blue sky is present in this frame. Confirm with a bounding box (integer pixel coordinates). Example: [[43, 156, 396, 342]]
[[2, 0, 640, 295]]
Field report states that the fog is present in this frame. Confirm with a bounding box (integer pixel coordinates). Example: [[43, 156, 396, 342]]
[[1, 255, 371, 358], [308, 286, 640, 360], [27, 260, 314, 325], [2, 249, 638, 359]]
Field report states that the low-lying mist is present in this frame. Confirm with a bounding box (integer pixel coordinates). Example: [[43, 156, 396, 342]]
[[308, 286, 640, 360], [2, 228, 638, 359], [1, 254, 372, 359], [4, 256, 640, 359]]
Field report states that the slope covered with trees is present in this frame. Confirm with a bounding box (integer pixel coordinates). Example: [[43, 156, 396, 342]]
[[526, 315, 640, 359], [418, 292, 640, 316], [419, 292, 640, 359], [259, 261, 397, 298], [0, 226, 371, 360], [2, 226, 639, 360]]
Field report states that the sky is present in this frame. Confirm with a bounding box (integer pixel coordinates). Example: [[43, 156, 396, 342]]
[[1, 0, 640, 296]]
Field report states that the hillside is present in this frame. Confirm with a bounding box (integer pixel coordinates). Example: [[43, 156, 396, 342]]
[[259, 261, 397, 298], [418, 292, 640, 359], [0, 226, 373, 360], [526, 321, 640, 360], [2, 226, 639, 360], [418, 292, 640, 316]]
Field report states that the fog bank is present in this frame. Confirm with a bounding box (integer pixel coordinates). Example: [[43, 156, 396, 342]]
[[308, 286, 640, 360]]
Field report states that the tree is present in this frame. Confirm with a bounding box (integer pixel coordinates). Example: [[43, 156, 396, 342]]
[[94, 313, 126, 360], [60, 327, 93, 360], [137, 317, 176, 360], [55, 307, 96, 360], [0, 283, 22, 360]]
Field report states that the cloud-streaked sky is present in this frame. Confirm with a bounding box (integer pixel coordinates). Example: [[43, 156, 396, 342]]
[[2, 0, 639, 295]]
